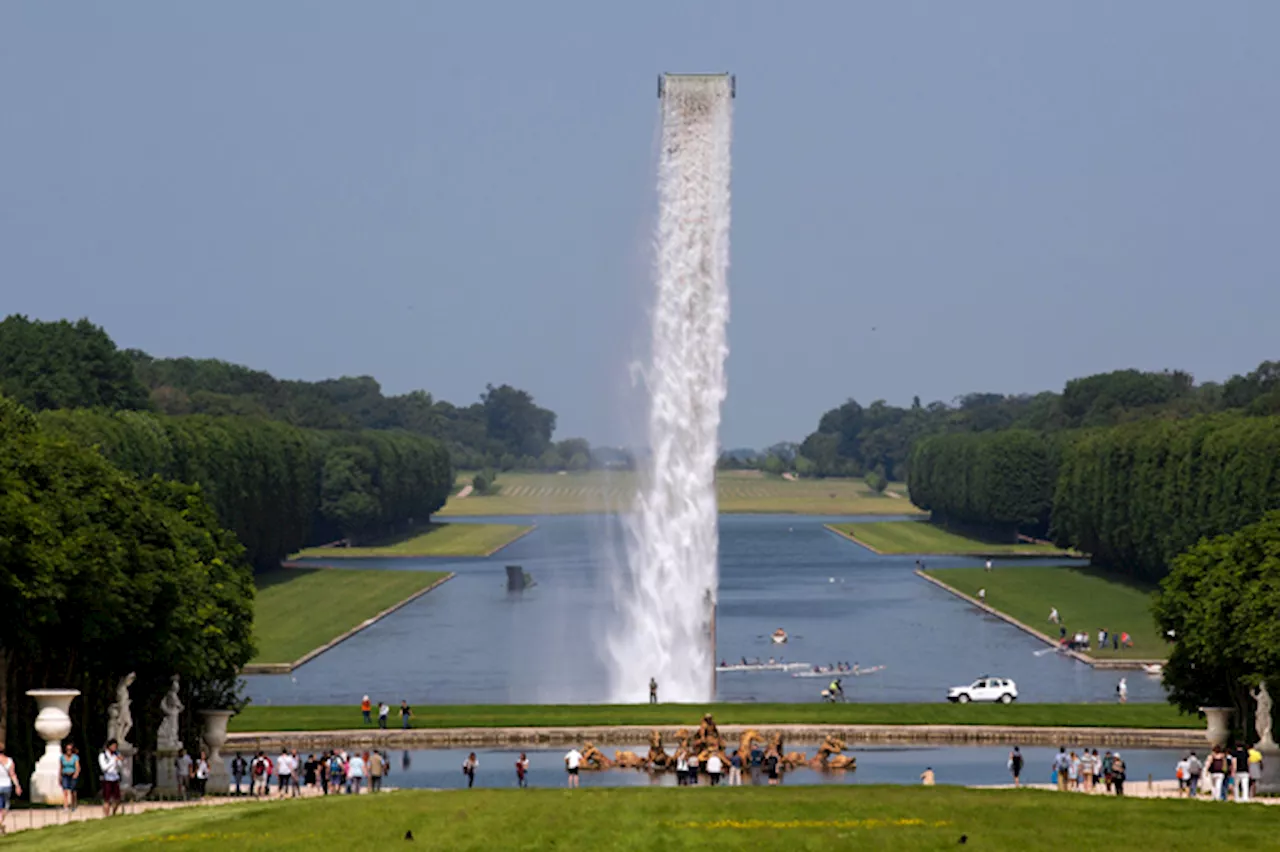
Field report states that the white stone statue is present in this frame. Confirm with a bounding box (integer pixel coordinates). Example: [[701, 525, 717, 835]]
[[106, 672, 136, 748], [1253, 681, 1276, 749], [156, 674, 185, 751]]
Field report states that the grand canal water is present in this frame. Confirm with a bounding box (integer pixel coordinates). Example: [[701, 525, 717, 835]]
[[243, 515, 1168, 707]]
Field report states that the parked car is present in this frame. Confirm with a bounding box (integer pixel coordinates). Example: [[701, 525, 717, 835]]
[[947, 676, 1018, 704]]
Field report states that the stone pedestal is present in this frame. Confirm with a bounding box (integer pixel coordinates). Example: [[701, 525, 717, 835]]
[[26, 689, 80, 805], [199, 710, 235, 794], [118, 745, 137, 795], [1200, 706, 1233, 748], [154, 749, 181, 796], [1256, 745, 1280, 796]]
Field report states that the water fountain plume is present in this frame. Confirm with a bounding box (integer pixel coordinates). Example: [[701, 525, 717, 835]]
[[607, 73, 733, 702]]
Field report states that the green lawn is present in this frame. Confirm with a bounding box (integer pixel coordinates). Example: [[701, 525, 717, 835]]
[[250, 569, 451, 665], [289, 522, 531, 560], [9, 786, 1273, 851], [829, 520, 1073, 556], [229, 702, 1195, 733], [437, 470, 923, 517], [926, 566, 1164, 660]]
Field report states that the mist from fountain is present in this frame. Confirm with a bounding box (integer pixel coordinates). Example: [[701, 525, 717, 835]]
[[607, 74, 733, 702]]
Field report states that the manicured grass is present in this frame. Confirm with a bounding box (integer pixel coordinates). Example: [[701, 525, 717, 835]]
[[829, 520, 1073, 556], [250, 569, 451, 665], [926, 566, 1164, 660], [438, 470, 923, 517], [228, 702, 1196, 733], [290, 522, 531, 560], [10, 786, 1273, 851]]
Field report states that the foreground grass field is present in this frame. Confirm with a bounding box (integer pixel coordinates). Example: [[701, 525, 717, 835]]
[[927, 566, 1164, 660], [437, 470, 923, 516], [228, 702, 1196, 732], [290, 522, 532, 560], [250, 569, 451, 665], [830, 520, 1073, 556], [9, 786, 1273, 851]]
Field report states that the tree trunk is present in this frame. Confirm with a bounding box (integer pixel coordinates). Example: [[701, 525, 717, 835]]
[[0, 647, 9, 747]]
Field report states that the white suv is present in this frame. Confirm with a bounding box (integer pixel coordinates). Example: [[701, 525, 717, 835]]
[[947, 676, 1018, 704]]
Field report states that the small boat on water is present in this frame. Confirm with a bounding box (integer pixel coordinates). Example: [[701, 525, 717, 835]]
[[1142, 663, 1163, 676], [715, 661, 811, 673], [771, 628, 788, 645], [793, 665, 885, 679]]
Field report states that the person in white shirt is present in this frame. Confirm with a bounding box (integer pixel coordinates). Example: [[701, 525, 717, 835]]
[[194, 752, 210, 797], [0, 740, 24, 833], [347, 752, 366, 795], [378, 702, 390, 730], [276, 751, 294, 798], [1175, 755, 1190, 797], [99, 739, 123, 816], [174, 749, 193, 800], [706, 752, 723, 786], [564, 748, 582, 788]]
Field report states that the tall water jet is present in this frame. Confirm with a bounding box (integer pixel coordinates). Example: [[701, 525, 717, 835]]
[[607, 73, 733, 702]]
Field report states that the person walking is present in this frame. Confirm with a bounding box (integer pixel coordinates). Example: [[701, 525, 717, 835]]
[[1008, 747, 1023, 788], [99, 739, 123, 816], [378, 701, 390, 730], [1101, 751, 1115, 793], [276, 749, 294, 798], [399, 700, 413, 729], [1208, 745, 1227, 801], [231, 753, 248, 796], [1232, 742, 1250, 802], [194, 752, 210, 798], [1117, 678, 1128, 704], [290, 750, 302, 796], [59, 742, 80, 810], [1175, 754, 1190, 797], [1111, 752, 1127, 796], [318, 752, 331, 796], [564, 747, 582, 788], [303, 754, 318, 792], [515, 753, 529, 788], [462, 753, 478, 789], [728, 750, 743, 786], [649, 678, 658, 705], [175, 748, 192, 800], [369, 750, 386, 792], [0, 741, 22, 835], [1186, 751, 1203, 798], [361, 695, 372, 725]]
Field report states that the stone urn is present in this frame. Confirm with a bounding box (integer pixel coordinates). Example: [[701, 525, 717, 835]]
[[27, 689, 80, 805], [1200, 706, 1233, 747], [199, 710, 236, 794]]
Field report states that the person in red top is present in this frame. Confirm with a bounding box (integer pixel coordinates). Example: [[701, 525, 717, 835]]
[[515, 753, 529, 788], [360, 696, 372, 725]]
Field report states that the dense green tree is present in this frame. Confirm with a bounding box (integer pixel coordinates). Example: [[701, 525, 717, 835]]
[[0, 316, 150, 412], [1153, 511, 1280, 735]]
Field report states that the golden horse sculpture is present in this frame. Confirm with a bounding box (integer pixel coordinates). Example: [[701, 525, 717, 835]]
[[811, 734, 856, 770], [738, 728, 765, 757], [579, 742, 614, 770], [614, 730, 671, 769], [769, 731, 807, 768]]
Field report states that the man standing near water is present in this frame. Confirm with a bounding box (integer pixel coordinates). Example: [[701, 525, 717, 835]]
[[649, 678, 658, 704], [1008, 747, 1023, 787], [400, 700, 412, 729], [564, 747, 582, 788]]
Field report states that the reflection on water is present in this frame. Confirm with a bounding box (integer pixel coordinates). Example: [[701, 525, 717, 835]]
[[244, 515, 1168, 706], [221, 744, 1183, 791]]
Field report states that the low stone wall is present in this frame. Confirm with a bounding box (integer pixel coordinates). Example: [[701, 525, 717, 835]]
[[227, 723, 1204, 753]]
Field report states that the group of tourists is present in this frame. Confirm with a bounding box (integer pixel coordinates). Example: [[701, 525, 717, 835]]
[[231, 749, 391, 797], [1007, 746, 1131, 795], [1175, 744, 1263, 802], [359, 696, 413, 729]]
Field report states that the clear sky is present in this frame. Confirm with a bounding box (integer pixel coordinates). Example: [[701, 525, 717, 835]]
[[3, 2, 1277, 448]]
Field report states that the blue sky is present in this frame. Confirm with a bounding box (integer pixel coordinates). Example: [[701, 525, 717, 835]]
[[3, 2, 1277, 448]]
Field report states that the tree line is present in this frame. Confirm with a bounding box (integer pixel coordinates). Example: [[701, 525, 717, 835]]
[[1, 393, 254, 792], [743, 362, 1280, 482], [909, 413, 1280, 581]]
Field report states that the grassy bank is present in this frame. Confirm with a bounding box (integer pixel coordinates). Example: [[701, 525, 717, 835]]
[[290, 522, 532, 560], [829, 520, 1072, 556], [10, 786, 1271, 851], [250, 569, 451, 665], [228, 702, 1195, 733], [438, 470, 922, 516], [926, 566, 1163, 660]]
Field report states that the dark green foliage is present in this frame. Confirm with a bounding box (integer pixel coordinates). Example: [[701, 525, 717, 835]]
[[908, 430, 1056, 537], [1153, 511, 1280, 733], [0, 316, 150, 412], [0, 394, 254, 784]]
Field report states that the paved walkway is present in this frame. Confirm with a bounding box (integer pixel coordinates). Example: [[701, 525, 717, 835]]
[[977, 778, 1278, 804]]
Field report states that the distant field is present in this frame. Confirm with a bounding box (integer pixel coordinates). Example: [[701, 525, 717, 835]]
[[290, 523, 532, 559], [829, 521, 1073, 556], [438, 471, 923, 517], [250, 568, 451, 665], [926, 566, 1164, 660]]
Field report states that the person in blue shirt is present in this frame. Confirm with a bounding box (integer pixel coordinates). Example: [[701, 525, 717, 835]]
[[60, 743, 81, 810]]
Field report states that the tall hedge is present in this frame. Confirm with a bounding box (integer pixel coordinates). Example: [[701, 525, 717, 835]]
[[40, 410, 452, 571], [908, 430, 1056, 537]]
